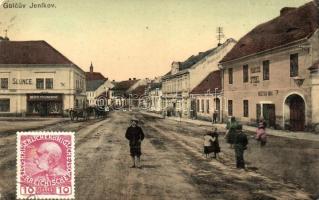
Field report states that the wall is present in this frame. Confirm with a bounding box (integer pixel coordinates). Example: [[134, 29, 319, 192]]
[[221, 40, 314, 129]]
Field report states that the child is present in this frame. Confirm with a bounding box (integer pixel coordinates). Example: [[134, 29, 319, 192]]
[[203, 132, 213, 158], [256, 122, 267, 147], [210, 128, 221, 158]]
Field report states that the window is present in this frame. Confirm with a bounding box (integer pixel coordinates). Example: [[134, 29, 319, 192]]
[[228, 68, 233, 84], [36, 79, 44, 89], [0, 99, 10, 112], [0, 78, 8, 89], [243, 100, 249, 117], [228, 100, 233, 116], [263, 60, 270, 80], [201, 99, 204, 113], [243, 65, 249, 83], [196, 99, 200, 112], [45, 78, 53, 89], [290, 53, 298, 77], [206, 99, 210, 113]]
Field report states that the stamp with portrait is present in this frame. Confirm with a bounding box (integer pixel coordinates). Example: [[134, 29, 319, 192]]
[[16, 131, 75, 199]]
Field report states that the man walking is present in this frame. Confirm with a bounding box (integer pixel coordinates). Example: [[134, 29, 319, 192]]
[[234, 124, 248, 169], [125, 117, 145, 168]]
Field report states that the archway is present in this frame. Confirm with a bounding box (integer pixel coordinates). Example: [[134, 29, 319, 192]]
[[284, 94, 305, 131]]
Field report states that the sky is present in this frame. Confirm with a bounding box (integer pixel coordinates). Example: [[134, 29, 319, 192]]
[[0, 0, 312, 81]]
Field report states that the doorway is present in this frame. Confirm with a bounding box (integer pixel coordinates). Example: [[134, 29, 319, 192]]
[[285, 94, 305, 131]]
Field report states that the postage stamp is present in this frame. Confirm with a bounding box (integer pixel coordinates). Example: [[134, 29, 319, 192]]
[[16, 131, 75, 199]]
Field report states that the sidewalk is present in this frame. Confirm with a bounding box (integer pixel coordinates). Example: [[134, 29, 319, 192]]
[[140, 111, 319, 142]]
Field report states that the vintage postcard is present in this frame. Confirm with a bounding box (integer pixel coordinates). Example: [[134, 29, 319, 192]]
[[16, 132, 74, 199], [0, 0, 319, 200]]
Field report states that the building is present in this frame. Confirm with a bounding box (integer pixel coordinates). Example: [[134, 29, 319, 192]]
[[0, 40, 86, 116], [162, 38, 236, 118], [190, 70, 221, 121], [85, 62, 110, 107], [219, 1, 319, 131], [148, 81, 162, 113], [109, 78, 149, 109]]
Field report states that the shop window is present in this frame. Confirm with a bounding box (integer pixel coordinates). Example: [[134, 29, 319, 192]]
[[243, 65, 249, 83], [228, 68, 233, 84], [36, 79, 44, 89], [0, 78, 8, 89], [243, 100, 249, 117], [206, 99, 210, 113], [0, 99, 10, 112], [201, 99, 204, 113], [196, 99, 200, 112], [46, 78, 53, 89], [263, 60, 270, 80], [290, 53, 298, 77], [228, 100, 233, 116]]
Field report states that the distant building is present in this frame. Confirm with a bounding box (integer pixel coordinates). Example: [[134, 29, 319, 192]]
[[0, 40, 86, 116], [219, 2, 319, 131], [110, 78, 148, 109], [190, 70, 221, 122], [148, 81, 162, 113], [85, 63, 110, 107], [162, 38, 236, 118]]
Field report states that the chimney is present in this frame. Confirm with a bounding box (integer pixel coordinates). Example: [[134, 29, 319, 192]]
[[90, 62, 93, 73], [129, 78, 132, 80], [280, 7, 296, 16], [133, 78, 136, 80], [112, 80, 115, 82]]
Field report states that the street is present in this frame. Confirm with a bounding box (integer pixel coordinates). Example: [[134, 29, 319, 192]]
[[0, 111, 318, 200]]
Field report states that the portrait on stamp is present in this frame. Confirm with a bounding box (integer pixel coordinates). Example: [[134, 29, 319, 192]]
[[16, 131, 74, 199]]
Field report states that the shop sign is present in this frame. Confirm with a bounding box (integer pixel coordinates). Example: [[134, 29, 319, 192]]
[[258, 90, 278, 96], [28, 94, 61, 101], [12, 78, 33, 85]]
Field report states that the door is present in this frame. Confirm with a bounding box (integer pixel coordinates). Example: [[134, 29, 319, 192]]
[[290, 97, 305, 131], [263, 104, 276, 128]]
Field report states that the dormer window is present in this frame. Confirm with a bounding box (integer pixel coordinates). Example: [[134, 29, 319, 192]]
[[171, 62, 180, 75]]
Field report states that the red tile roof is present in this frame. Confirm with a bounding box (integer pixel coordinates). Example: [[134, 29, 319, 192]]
[[0, 40, 75, 65], [220, 2, 319, 63], [112, 79, 139, 91], [190, 70, 221, 94], [85, 72, 107, 81]]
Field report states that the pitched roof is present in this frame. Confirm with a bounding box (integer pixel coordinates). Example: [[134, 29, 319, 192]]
[[86, 79, 106, 91], [0, 40, 75, 65], [112, 79, 139, 91], [190, 70, 221, 94], [179, 47, 217, 71], [220, 2, 319, 63], [85, 72, 107, 81], [130, 85, 147, 97]]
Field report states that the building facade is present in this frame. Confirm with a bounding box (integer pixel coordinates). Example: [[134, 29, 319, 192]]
[[0, 40, 86, 117], [162, 38, 236, 118], [190, 70, 222, 122], [219, 2, 319, 131]]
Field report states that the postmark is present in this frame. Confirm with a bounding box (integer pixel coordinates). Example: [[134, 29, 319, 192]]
[[16, 131, 75, 199]]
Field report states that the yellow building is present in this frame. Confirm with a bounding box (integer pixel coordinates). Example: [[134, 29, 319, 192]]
[[0, 40, 86, 116], [219, 2, 319, 131]]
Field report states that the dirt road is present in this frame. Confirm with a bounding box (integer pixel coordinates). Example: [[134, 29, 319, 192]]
[[0, 111, 316, 200]]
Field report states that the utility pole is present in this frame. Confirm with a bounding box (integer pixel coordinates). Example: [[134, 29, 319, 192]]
[[216, 27, 224, 46]]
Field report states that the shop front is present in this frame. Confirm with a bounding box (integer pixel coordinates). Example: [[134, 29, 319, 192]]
[[27, 94, 63, 116]]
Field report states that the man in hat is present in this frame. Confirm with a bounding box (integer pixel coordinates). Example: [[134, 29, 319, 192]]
[[125, 116, 145, 168]]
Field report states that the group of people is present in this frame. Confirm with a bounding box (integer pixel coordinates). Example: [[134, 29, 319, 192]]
[[125, 115, 267, 171], [203, 116, 268, 170]]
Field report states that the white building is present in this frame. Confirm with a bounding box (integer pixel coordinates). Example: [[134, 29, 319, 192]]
[[0, 40, 86, 116], [162, 38, 236, 118]]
